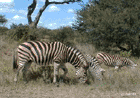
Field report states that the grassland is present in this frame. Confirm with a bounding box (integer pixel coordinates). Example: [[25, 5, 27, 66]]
[[0, 35, 140, 98]]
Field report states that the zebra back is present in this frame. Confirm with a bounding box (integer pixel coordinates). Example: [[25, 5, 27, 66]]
[[96, 52, 137, 68], [17, 41, 68, 65], [17, 41, 88, 70]]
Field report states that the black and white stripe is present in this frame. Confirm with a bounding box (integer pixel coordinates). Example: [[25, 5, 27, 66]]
[[85, 54, 105, 81], [13, 41, 88, 85], [43, 54, 106, 82], [96, 52, 137, 70]]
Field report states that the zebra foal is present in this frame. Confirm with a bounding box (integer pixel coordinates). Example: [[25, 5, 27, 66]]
[[13, 41, 89, 86], [96, 52, 137, 71]]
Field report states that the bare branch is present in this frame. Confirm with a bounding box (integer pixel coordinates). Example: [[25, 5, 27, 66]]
[[28, 0, 81, 28], [49, 0, 81, 4], [34, 0, 49, 27], [27, 0, 37, 24]]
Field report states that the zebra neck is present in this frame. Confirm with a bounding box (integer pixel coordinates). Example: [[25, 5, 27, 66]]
[[66, 46, 85, 66]]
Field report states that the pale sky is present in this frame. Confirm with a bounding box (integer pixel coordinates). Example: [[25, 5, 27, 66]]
[[0, 0, 89, 29]]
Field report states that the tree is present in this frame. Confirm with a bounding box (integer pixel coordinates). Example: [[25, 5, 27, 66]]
[[27, 0, 82, 28], [49, 26, 74, 46], [10, 23, 28, 29], [0, 15, 7, 26], [10, 23, 18, 29], [73, 0, 140, 56]]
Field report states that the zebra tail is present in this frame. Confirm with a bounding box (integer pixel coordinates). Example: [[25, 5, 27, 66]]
[[13, 49, 18, 71]]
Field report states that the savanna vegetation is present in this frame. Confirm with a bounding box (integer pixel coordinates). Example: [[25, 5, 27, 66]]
[[0, 0, 140, 97]]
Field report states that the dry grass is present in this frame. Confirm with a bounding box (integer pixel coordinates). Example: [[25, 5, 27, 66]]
[[0, 37, 140, 98]]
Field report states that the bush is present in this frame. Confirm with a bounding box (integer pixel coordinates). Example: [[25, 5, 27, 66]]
[[49, 26, 75, 46], [0, 27, 8, 35], [6, 25, 29, 41], [120, 50, 132, 58]]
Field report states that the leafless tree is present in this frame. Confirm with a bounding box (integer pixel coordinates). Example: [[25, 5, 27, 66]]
[[27, 0, 82, 28]]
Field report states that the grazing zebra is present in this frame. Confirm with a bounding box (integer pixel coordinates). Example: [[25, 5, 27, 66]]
[[13, 41, 89, 86], [85, 54, 105, 81], [42, 54, 106, 82], [96, 52, 137, 70]]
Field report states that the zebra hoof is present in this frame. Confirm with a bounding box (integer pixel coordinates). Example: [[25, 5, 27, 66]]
[[46, 79, 51, 84], [23, 81, 28, 84], [14, 81, 17, 85], [56, 83, 59, 87], [54, 82, 59, 87], [59, 77, 64, 83]]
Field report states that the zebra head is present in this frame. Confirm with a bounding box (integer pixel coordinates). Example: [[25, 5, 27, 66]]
[[75, 65, 88, 83], [66, 46, 89, 83], [85, 54, 105, 81], [125, 58, 137, 69], [74, 56, 89, 83]]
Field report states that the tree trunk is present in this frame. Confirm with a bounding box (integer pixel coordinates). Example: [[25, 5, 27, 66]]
[[29, 22, 37, 28], [27, 0, 80, 28]]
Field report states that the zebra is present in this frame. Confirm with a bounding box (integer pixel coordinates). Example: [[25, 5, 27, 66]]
[[85, 54, 105, 81], [13, 41, 89, 86], [40, 54, 106, 82], [96, 52, 137, 71]]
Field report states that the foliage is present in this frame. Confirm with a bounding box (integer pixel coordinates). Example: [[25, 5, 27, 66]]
[[120, 50, 131, 58], [10, 23, 22, 29], [49, 26, 75, 46], [7, 23, 52, 42], [0, 27, 9, 35], [7, 23, 76, 45], [73, 0, 140, 56], [7, 24, 30, 41], [0, 15, 7, 26]]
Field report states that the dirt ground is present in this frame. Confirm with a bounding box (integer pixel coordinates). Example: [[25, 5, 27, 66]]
[[0, 83, 139, 98]]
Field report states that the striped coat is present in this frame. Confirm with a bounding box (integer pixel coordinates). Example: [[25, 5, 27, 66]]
[[85, 54, 105, 81], [13, 41, 88, 86], [96, 52, 137, 70], [41, 54, 106, 82]]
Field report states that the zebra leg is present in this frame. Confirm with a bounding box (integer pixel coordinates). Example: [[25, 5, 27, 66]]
[[22, 61, 32, 84], [14, 63, 24, 84], [115, 66, 119, 70], [62, 65, 68, 80], [100, 68, 106, 80], [53, 62, 60, 87], [46, 66, 52, 83], [42, 66, 47, 83], [115, 61, 122, 71], [59, 65, 68, 83], [42, 66, 52, 83]]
